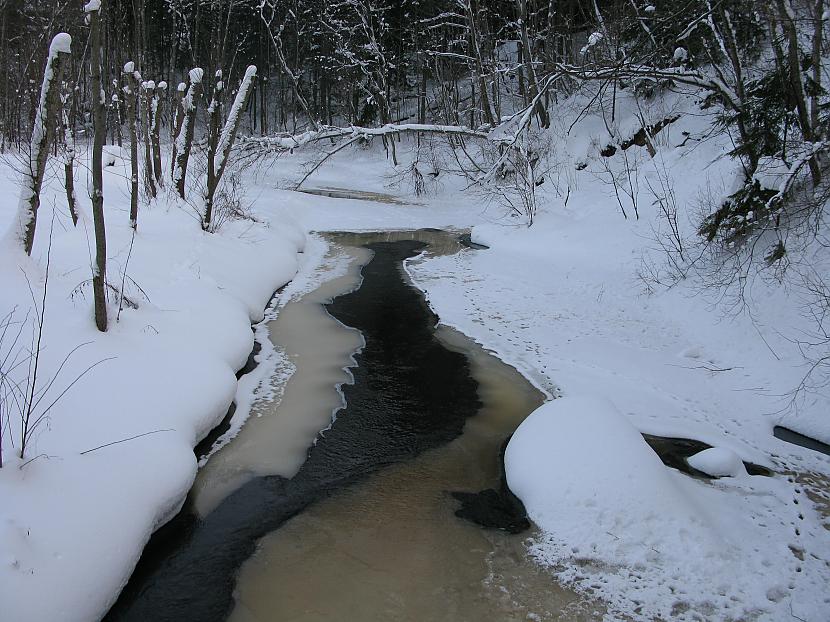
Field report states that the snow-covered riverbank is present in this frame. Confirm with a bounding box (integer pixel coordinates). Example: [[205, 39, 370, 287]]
[[3, 79, 830, 621], [261, 116, 830, 619], [0, 150, 303, 621]]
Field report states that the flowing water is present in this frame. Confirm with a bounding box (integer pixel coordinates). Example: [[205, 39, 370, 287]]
[[106, 229, 599, 622], [229, 323, 595, 622]]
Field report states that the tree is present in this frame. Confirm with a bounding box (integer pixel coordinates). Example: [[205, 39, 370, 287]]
[[123, 62, 140, 229], [204, 65, 257, 231], [11, 33, 71, 256], [173, 67, 204, 199], [88, 0, 108, 333]]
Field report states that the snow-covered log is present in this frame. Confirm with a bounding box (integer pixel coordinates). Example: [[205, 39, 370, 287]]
[[239, 122, 489, 154]]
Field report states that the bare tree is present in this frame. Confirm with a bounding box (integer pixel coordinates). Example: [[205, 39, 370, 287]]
[[88, 0, 108, 333], [123, 62, 140, 229], [204, 65, 257, 231], [10, 33, 71, 255], [141, 79, 157, 198], [173, 67, 204, 199], [59, 80, 79, 227], [151, 81, 166, 184]]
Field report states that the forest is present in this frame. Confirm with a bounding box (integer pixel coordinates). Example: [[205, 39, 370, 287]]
[[1, 2, 829, 622]]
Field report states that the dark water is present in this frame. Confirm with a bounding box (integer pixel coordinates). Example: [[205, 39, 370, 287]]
[[105, 240, 485, 622], [773, 426, 830, 456], [643, 434, 773, 477]]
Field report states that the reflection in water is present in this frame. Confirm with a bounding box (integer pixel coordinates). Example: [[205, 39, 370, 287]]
[[229, 232, 600, 622]]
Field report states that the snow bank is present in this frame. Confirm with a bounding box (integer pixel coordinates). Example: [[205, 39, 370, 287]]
[[505, 397, 827, 620], [506, 397, 712, 567], [0, 155, 303, 621], [402, 82, 830, 620]]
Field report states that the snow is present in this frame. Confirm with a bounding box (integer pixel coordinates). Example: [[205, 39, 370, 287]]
[[83, 0, 100, 13], [188, 67, 204, 84], [6, 33, 70, 251], [2, 69, 830, 622], [215, 65, 257, 175], [0, 146, 302, 621], [505, 396, 708, 542], [50, 33, 72, 55], [687, 447, 745, 478]]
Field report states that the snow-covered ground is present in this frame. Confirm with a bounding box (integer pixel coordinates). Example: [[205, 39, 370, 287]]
[[265, 86, 830, 620], [2, 79, 829, 622], [0, 149, 303, 621]]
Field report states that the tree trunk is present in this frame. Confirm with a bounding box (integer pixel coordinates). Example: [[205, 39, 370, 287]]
[[60, 84, 78, 227], [141, 80, 156, 198], [123, 65, 139, 229], [170, 81, 186, 177], [204, 72, 223, 231], [776, 0, 821, 184], [173, 68, 204, 199], [204, 66, 257, 231], [151, 82, 165, 184], [89, 2, 108, 332], [16, 34, 70, 255]]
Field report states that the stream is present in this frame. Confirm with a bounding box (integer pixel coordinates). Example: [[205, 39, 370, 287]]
[[105, 229, 598, 622]]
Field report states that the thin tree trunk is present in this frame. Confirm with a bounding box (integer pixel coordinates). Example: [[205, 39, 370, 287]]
[[170, 81, 186, 177], [141, 80, 156, 198], [60, 85, 78, 226], [15, 34, 70, 255], [173, 68, 204, 199], [89, 2, 108, 332], [123, 65, 139, 228], [151, 82, 165, 184]]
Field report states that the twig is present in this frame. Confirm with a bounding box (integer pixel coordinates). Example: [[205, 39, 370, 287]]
[[80, 428, 174, 455]]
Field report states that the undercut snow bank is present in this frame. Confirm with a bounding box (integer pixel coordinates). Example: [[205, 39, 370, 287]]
[[505, 397, 712, 562], [0, 151, 303, 622], [505, 397, 826, 620]]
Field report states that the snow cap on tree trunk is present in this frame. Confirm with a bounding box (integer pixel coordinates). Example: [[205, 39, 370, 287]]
[[50, 33, 72, 55], [189, 68, 204, 84]]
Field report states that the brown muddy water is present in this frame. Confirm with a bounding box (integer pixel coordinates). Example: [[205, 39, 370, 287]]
[[106, 229, 600, 622], [229, 231, 596, 622]]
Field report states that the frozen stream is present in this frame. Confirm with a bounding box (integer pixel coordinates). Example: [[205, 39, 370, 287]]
[[105, 230, 599, 622]]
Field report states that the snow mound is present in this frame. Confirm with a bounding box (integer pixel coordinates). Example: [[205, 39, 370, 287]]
[[687, 447, 745, 478], [505, 396, 815, 620], [505, 396, 707, 555]]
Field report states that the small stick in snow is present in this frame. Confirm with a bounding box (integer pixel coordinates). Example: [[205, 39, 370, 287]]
[[79, 428, 174, 455]]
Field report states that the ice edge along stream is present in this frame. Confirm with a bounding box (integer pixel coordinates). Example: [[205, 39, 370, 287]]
[[105, 229, 598, 622]]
